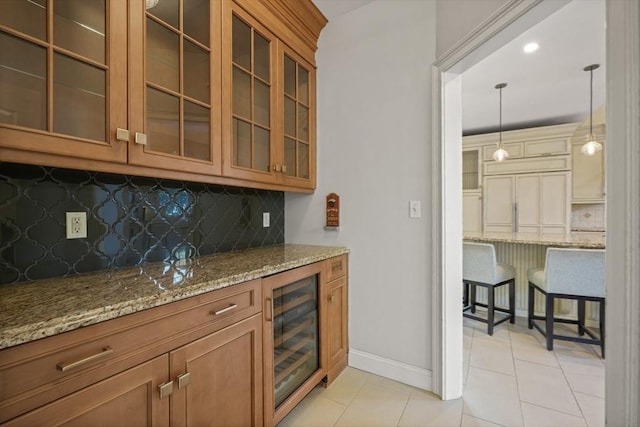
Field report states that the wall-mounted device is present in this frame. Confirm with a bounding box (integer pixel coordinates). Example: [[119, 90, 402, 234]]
[[325, 193, 340, 228]]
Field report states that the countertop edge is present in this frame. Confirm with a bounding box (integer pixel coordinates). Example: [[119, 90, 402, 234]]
[[0, 245, 349, 350]]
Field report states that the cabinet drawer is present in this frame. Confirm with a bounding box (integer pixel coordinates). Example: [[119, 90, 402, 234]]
[[326, 255, 348, 282], [524, 138, 570, 157], [0, 279, 261, 423]]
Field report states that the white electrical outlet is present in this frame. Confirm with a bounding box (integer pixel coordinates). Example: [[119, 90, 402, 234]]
[[66, 212, 87, 239], [263, 212, 270, 227], [409, 200, 422, 218]]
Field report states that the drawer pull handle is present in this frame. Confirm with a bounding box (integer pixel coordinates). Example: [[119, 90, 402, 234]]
[[57, 346, 113, 372], [159, 381, 174, 399], [212, 304, 238, 316], [177, 372, 191, 389]]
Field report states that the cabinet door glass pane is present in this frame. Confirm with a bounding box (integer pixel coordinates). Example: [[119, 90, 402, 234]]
[[53, 53, 106, 141], [233, 67, 251, 119], [0, 32, 46, 129], [254, 33, 269, 82], [54, 0, 105, 64], [232, 15, 250, 70], [146, 19, 179, 92], [147, 0, 179, 29], [184, 0, 209, 46], [284, 137, 295, 176], [298, 67, 308, 105], [298, 143, 309, 179], [462, 150, 479, 190], [233, 118, 251, 168], [0, 0, 46, 40], [284, 97, 295, 137], [254, 126, 270, 172], [283, 56, 295, 97], [184, 40, 209, 103], [297, 105, 308, 142], [147, 87, 179, 155], [184, 101, 210, 161], [254, 79, 269, 127]]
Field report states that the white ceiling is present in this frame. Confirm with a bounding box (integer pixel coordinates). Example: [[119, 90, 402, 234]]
[[312, 0, 606, 136], [462, 0, 606, 135]]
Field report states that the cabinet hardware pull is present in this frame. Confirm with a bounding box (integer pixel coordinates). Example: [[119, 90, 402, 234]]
[[159, 381, 174, 399], [273, 164, 282, 172], [135, 132, 147, 145], [177, 372, 191, 389], [329, 294, 335, 303], [281, 165, 287, 173], [57, 346, 114, 372], [212, 304, 238, 316], [115, 128, 129, 142], [265, 297, 273, 321]]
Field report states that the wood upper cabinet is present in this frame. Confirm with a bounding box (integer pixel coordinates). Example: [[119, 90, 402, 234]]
[[128, 0, 222, 176], [0, 1, 128, 162], [222, 0, 319, 189]]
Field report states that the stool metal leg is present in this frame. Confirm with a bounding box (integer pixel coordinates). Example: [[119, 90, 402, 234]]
[[470, 284, 477, 314], [545, 295, 554, 351], [528, 283, 535, 329], [487, 285, 495, 336], [599, 299, 605, 358], [509, 279, 515, 324], [578, 300, 586, 336]]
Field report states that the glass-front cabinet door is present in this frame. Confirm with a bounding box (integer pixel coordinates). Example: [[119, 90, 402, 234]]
[[222, 1, 278, 184], [128, 0, 221, 176], [0, 0, 127, 162], [278, 44, 316, 189]]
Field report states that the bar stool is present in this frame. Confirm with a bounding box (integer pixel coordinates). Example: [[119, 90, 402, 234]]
[[527, 248, 605, 357], [463, 242, 516, 335]]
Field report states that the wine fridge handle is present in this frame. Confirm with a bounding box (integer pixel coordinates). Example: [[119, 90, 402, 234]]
[[265, 297, 273, 321]]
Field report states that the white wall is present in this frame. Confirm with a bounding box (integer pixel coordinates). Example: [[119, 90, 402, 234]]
[[285, 0, 436, 387]]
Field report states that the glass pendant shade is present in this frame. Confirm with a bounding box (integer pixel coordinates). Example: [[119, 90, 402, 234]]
[[492, 83, 508, 162], [581, 134, 603, 155], [146, 0, 159, 9], [492, 147, 509, 162], [581, 64, 602, 156]]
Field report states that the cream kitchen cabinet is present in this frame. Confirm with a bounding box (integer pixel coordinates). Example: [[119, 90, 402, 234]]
[[484, 172, 570, 234], [463, 191, 483, 233], [571, 141, 605, 203]]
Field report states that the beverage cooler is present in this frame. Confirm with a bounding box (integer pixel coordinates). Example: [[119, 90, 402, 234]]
[[263, 262, 325, 426]]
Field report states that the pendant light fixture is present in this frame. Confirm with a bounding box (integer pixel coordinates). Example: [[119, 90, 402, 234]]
[[581, 64, 603, 156], [492, 83, 509, 162]]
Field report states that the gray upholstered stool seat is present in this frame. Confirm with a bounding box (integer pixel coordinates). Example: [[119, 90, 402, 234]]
[[527, 248, 605, 357], [463, 242, 516, 335]]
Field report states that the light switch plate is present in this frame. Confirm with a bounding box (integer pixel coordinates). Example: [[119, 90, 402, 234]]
[[409, 200, 421, 218], [263, 212, 270, 227]]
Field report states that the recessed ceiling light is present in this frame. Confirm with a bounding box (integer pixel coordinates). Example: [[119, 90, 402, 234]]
[[523, 42, 539, 53]]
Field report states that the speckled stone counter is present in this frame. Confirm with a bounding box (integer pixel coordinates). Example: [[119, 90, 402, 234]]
[[0, 244, 349, 350], [464, 232, 605, 249]]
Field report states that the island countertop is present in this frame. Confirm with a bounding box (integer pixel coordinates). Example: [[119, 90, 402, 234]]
[[463, 232, 605, 249], [0, 244, 349, 350]]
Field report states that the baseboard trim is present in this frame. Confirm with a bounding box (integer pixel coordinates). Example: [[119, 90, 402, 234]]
[[348, 349, 432, 391]]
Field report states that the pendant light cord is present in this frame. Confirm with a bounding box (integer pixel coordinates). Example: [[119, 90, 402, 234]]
[[589, 66, 593, 135], [499, 85, 503, 146]]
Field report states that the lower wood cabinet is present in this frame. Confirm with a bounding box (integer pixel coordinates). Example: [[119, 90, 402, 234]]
[[3, 355, 171, 427], [170, 314, 263, 427], [0, 256, 348, 427]]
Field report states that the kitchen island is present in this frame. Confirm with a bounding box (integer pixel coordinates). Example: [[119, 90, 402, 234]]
[[463, 232, 605, 322]]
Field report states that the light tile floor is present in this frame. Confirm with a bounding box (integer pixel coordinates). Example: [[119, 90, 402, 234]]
[[278, 316, 604, 427]]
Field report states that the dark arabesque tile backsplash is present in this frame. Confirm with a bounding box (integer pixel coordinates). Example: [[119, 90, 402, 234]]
[[0, 162, 284, 285]]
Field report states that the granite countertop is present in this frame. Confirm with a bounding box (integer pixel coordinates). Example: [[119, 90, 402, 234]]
[[463, 232, 605, 249], [0, 244, 349, 350]]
